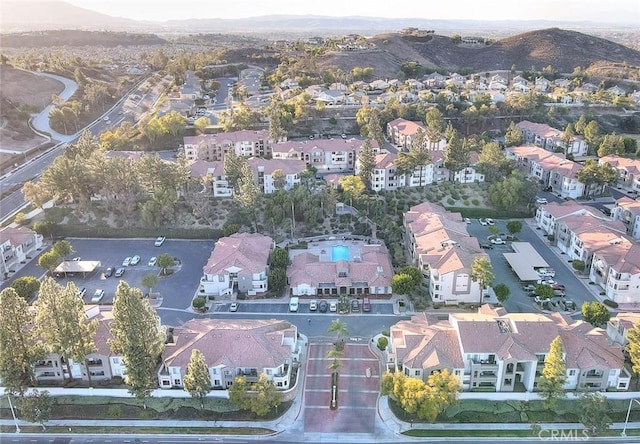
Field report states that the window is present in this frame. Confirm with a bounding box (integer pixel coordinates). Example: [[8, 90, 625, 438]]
[[174, 379, 181, 385], [162, 380, 170, 386]]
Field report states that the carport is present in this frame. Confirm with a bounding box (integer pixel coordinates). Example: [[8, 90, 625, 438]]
[[503, 242, 548, 281], [54, 260, 101, 278]]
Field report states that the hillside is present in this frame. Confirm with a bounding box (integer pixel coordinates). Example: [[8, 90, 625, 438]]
[[0, 30, 167, 48], [320, 28, 640, 77]]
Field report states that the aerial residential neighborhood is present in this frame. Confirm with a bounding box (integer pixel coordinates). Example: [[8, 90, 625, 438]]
[[1, 0, 640, 440]]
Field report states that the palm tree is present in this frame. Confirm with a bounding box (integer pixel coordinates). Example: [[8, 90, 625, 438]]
[[327, 319, 349, 351]]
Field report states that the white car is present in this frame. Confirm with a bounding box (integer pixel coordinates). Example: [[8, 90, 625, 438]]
[[122, 257, 132, 267], [154, 236, 166, 247], [490, 238, 506, 245], [329, 301, 338, 312], [536, 197, 548, 204], [486, 218, 495, 226], [148, 256, 157, 267], [229, 302, 238, 312], [464, 218, 471, 224], [478, 218, 488, 226], [130, 255, 141, 266], [309, 300, 318, 311], [103, 116, 109, 121], [91, 289, 105, 303]]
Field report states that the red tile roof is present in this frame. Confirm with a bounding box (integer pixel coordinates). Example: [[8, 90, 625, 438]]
[[203, 233, 273, 275]]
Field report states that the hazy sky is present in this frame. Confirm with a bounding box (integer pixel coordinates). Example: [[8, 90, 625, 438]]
[[64, 0, 639, 23]]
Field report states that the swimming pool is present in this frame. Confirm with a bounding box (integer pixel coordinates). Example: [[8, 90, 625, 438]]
[[331, 245, 350, 262]]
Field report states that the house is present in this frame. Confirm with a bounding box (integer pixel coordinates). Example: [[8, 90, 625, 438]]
[[607, 313, 640, 346], [0, 226, 43, 278], [280, 78, 298, 89], [488, 81, 508, 91], [554, 78, 571, 89], [590, 241, 640, 304], [201, 233, 273, 297], [506, 146, 585, 199], [452, 152, 485, 184], [316, 89, 346, 105], [534, 77, 550, 92], [358, 153, 405, 192], [489, 91, 506, 103], [404, 202, 488, 305], [35, 306, 126, 383], [387, 305, 630, 392], [535, 201, 603, 236], [179, 71, 201, 100], [607, 86, 626, 97], [599, 155, 640, 194], [158, 319, 298, 390], [288, 242, 393, 297], [516, 120, 588, 157], [188, 160, 232, 197], [387, 118, 446, 151], [271, 138, 378, 173], [369, 79, 389, 91], [611, 196, 640, 241], [183, 130, 271, 162], [247, 158, 306, 194], [512, 75, 528, 86]]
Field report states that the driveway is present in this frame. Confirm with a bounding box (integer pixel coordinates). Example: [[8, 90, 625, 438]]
[[303, 343, 379, 434]]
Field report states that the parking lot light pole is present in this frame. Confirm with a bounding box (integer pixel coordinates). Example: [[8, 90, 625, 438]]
[[4, 393, 20, 433], [621, 398, 640, 437]]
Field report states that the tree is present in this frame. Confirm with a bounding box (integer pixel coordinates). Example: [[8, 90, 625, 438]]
[[234, 161, 261, 231], [109, 281, 165, 407], [398, 266, 422, 287], [250, 373, 283, 416], [10, 276, 41, 301], [476, 142, 515, 183], [268, 267, 286, 292], [357, 138, 376, 190], [597, 132, 625, 157], [229, 375, 251, 409], [576, 159, 616, 196], [406, 129, 432, 187], [506, 221, 522, 235], [626, 323, 640, 388], [193, 116, 210, 133], [424, 107, 444, 149], [141, 273, 159, 294], [391, 273, 416, 295], [269, 247, 289, 269], [327, 319, 349, 350], [52, 240, 74, 260], [38, 251, 60, 274], [471, 257, 495, 305], [34, 277, 97, 382], [18, 389, 52, 430], [156, 253, 175, 276], [444, 129, 469, 180], [538, 336, 567, 409], [561, 123, 575, 149], [339, 175, 365, 209], [581, 301, 611, 327], [0, 288, 43, 395], [493, 283, 511, 303], [583, 120, 600, 155], [183, 349, 211, 409], [535, 284, 554, 299], [504, 121, 523, 146], [271, 169, 286, 191], [488, 175, 525, 210], [418, 369, 460, 422], [571, 260, 586, 273], [22, 181, 52, 209], [579, 391, 611, 436], [223, 150, 245, 192]]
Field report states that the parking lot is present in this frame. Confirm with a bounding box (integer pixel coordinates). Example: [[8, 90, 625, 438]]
[[51, 238, 214, 309]]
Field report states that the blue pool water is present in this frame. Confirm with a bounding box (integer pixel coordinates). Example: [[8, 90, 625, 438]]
[[331, 245, 350, 262]]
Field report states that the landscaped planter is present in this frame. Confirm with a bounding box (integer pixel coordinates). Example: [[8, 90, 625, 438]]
[[330, 371, 338, 410]]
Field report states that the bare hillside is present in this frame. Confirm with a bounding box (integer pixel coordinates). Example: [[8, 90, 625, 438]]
[[320, 28, 640, 77]]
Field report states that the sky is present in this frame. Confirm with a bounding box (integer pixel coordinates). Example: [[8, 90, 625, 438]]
[[63, 0, 639, 24]]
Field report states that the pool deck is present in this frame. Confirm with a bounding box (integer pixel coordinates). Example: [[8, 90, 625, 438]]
[[289, 239, 367, 263]]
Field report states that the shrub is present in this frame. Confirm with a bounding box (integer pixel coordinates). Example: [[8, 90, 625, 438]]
[[463, 200, 470, 206], [106, 405, 123, 418], [377, 336, 388, 351], [603, 299, 619, 308], [472, 199, 480, 206], [192, 296, 206, 309], [447, 198, 455, 205]]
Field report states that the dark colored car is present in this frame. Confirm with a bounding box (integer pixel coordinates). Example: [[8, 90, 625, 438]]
[[104, 267, 114, 277], [480, 243, 493, 249], [319, 300, 328, 313], [351, 299, 360, 312]]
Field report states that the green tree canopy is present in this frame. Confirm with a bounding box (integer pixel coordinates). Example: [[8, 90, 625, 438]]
[[506, 221, 522, 235], [579, 392, 611, 436], [493, 283, 511, 303], [471, 257, 495, 304], [156, 253, 175, 276], [391, 273, 416, 295], [183, 349, 211, 409], [357, 138, 376, 190], [18, 389, 52, 430], [539, 336, 567, 409], [269, 247, 289, 269], [504, 121, 523, 147], [581, 301, 611, 327], [10, 276, 41, 301]]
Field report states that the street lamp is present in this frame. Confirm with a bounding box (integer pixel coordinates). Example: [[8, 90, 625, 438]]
[[621, 398, 640, 437], [3, 393, 21, 433]]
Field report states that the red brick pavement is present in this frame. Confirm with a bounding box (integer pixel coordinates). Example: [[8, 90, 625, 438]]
[[303, 343, 380, 433]]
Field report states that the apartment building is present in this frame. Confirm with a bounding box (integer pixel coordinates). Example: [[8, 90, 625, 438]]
[[183, 130, 271, 162], [34, 306, 126, 383], [599, 155, 640, 194], [404, 202, 488, 305], [201, 233, 273, 297], [387, 118, 446, 151], [517, 120, 588, 156], [611, 196, 640, 241], [158, 319, 299, 390], [356, 152, 432, 192], [607, 312, 640, 346], [590, 241, 640, 304], [0, 226, 44, 278], [388, 306, 630, 393], [271, 138, 378, 173], [506, 146, 585, 198]]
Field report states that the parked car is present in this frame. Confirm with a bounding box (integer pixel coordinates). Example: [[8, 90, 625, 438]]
[[341, 134, 347, 139], [309, 300, 318, 311], [229, 302, 238, 312], [76, 287, 87, 298], [319, 300, 328, 313], [104, 267, 114, 277], [464, 217, 471, 224], [130, 255, 141, 266], [122, 257, 132, 267], [486, 218, 495, 226], [329, 301, 337, 312], [536, 267, 555, 278], [154, 236, 166, 247], [362, 297, 371, 312], [351, 299, 360, 312], [115, 268, 125, 277], [550, 283, 566, 291], [522, 284, 536, 292], [536, 197, 548, 204], [148, 256, 157, 267], [553, 289, 566, 297], [72, 257, 81, 261], [91, 289, 105, 303], [480, 243, 493, 249], [478, 218, 488, 226], [490, 238, 506, 245]]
